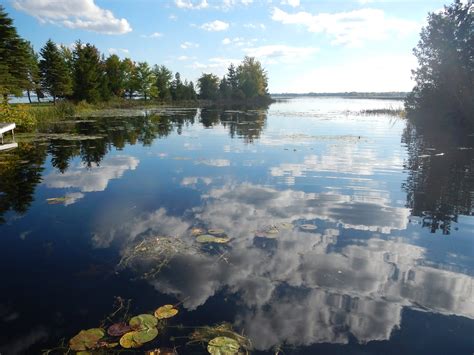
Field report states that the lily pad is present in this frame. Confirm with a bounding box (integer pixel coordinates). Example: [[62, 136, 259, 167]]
[[207, 229, 226, 235], [133, 327, 158, 344], [120, 331, 142, 349], [207, 336, 240, 355], [278, 222, 294, 230], [129, 314, 158, 329], [108, 322, 131, 337], [265, 227, 279, 235], [300, 224, 317, 231], [191, 227, 206, 236], [146, 349, 178, 355], [196, 235, 230, 244], [154, 305, 179, 319], [69, 328, 105, 351]]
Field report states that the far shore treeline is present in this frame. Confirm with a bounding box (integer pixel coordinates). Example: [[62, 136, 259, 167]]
[[0, 4, 271, 129]]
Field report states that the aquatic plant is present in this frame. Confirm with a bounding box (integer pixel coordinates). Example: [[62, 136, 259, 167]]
[[69, 328, 105, 351], [118, 236, 199, 279], [207, 336, 240, 355], [155, 305, 179, 319], [196, 234, 231, 244], [189, 323, 252, 353]]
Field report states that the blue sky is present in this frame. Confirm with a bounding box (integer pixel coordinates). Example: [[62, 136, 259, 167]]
[[3, 0, 449, 93]]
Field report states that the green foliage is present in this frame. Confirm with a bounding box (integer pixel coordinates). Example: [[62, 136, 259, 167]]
[[207, 336, 240, 355], [0, 100, 36, 131], [39, 39, 73, 103], [69, 328, 105, 351], [22, 41, 42, 102], [135, 62, 155, 100], [237, 56, 268, 98], [72, 41, 103, 103], [198, 73, 220, 100], [216, 57, 270, 102], [122, 58, 138, 99], [154, 64, 173, 100], [406, 0, 474, 128], [105, 54, 124, 97], [154, 304, 179, 319], [0, 5, 29, 97]]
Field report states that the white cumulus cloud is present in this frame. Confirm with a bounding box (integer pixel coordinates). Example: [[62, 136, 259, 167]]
[[108, 48, 129, 56], [12, 0, 132, 34], [281, 0, 300, 7], [181, 41, 200, 49], [174, 0, 208, 9], [271, 7, 419, 47], [200, 20, 230, 31]]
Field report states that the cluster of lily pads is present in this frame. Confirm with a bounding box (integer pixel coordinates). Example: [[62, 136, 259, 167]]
[[190, 227, 232, 244], [68, 304, 252, 354], [68, 304, 179, 353], [253, 221, 318, 239]]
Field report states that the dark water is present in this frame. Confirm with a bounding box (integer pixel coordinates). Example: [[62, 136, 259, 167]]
[[0, 98, 473, 354]]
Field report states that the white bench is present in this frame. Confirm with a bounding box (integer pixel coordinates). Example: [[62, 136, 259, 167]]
[[0, 123, 16, 145]]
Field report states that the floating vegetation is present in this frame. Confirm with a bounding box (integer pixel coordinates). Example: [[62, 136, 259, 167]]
[[66, 302, 178, 352], [278, 222, 294, 230], [191, 227, 207, 236], [155, 305, 179, 319], [107, 322, 131, 336], [299, 224, 317, 231], [118, 236, 199, 280], [46, 197, 69, 205], [254, 224, 290, 239], [129, 314, 158, 329], [131, 327, 159, 344], [32, 133, 105, 142], [146, 348, 178, 355], [189, 323, 252, 353], [69, 328, 105, 351], [207, 336, 240, 355], [119, 331, 142, 349], [207, 228, 226, 236], [358, 108, 405, 117], [196, 235, 231, 244]]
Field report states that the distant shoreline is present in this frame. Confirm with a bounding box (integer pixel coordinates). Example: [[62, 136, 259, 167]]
[[271, 92, 408, 100]]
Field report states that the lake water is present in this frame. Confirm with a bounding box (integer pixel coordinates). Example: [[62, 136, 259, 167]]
[[0, 97, 473, 354]]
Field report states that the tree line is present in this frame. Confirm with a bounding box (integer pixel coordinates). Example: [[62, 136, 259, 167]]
[[0, 5, 270, 105]]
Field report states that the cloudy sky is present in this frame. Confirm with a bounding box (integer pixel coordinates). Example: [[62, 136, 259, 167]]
[[4, 0, 449, 93]]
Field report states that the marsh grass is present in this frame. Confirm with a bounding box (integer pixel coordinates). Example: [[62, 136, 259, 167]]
[[358, 107, 406, 117]]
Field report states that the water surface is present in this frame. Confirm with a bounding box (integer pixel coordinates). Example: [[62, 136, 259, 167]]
[[0, 97, 473, 354]]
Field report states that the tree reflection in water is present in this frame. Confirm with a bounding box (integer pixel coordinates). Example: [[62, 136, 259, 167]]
[[0, 108, 268, 223], [402, 121, 474, 235]]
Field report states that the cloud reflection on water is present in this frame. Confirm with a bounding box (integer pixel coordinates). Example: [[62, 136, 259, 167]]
[[93, 182, 473, 350]]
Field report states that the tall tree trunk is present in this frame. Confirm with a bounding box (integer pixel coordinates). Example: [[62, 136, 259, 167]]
[[27, 89, 32, 103], [53, 95, 56, 105]]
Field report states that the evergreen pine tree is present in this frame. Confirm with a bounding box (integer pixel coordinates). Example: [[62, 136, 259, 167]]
[[39, 39, 72, 104]]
